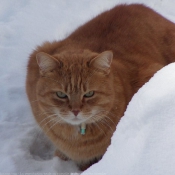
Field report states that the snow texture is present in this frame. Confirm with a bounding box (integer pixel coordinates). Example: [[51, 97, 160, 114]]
[[0, 0, 175, 174]]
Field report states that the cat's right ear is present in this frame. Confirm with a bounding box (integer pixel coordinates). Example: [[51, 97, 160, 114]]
[[89, 51, 113, 74], [36, 52, 60, 74]]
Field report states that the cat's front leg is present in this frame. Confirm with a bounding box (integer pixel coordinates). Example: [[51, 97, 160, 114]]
[[77, 156, 102, 171], [78, 163, 91, 171], [55, 149, 69, 161]]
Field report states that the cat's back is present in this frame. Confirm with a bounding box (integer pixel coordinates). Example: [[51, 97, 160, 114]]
[[69, 4, 175, 40], [67, 4, 175, 64]]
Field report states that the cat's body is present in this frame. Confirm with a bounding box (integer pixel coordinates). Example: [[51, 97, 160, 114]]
[[26, 4, 175, 170]]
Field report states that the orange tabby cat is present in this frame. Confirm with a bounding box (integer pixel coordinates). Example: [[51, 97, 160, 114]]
[[26, 4, 175, 170]]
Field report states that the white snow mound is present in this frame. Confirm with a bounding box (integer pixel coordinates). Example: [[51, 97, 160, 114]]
[[83, 63, 175, 175]]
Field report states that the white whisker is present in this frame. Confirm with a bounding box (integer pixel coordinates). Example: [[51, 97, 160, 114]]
[[100, 118, 115, 133], [45, 118, 61, 135], [33, 114, 59, 143], [39, 114, 58, 127], [91, 116, 106, 136]]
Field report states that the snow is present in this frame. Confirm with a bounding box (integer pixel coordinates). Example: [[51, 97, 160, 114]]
[[83, 63, 175, 175], [0, 0, 175, 174]]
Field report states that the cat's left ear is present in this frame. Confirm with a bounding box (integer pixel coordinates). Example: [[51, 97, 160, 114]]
[[36, 52, 59, 74], [89, 51, 113, 74]]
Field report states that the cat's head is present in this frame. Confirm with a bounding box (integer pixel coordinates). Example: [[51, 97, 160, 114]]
[[36, 50, 114, 125]]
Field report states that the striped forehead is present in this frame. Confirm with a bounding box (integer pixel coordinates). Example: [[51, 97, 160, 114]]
[[63, 64, 88, 94]]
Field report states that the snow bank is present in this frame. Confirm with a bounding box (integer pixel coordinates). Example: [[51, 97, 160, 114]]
[[1, 0, 175, 174], [83, 64, 175, 175]]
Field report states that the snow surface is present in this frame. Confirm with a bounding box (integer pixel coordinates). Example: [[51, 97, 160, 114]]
[[1, 0, 175, 174]]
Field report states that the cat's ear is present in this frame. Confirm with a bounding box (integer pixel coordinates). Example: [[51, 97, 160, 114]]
[[36, 52, 59, 73], [89, 51, 113, 74]]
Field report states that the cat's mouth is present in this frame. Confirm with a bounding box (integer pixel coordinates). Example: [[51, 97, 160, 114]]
[[72, 118, 80, 121], [71, 117, 88, 125], [61, 116, 87, 126], [56, 110, 94, 126]]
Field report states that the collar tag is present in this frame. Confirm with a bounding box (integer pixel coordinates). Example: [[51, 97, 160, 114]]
[[80, 123, 86, 135]]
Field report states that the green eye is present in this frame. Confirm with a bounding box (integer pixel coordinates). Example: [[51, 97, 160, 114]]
[[56, 91, 67, 98], [84, 91, 94, 98]]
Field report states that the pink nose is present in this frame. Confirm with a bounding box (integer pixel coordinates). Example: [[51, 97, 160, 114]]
[[72, 110, 80, 116]]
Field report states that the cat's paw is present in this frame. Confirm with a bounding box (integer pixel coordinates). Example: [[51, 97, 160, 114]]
[[77, 157, 102, 171], [55, 149, 69, 161], [78, 163, 91, 171]]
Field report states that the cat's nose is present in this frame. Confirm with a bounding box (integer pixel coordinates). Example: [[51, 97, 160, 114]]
[[72, 110, 80, 116]]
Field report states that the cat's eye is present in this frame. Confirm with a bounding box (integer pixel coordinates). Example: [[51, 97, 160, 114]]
[[84, 91, 94, 98], [56, 91, 67, 98]]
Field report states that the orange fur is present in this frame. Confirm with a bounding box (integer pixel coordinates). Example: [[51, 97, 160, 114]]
[[26, 4, 175, 170]]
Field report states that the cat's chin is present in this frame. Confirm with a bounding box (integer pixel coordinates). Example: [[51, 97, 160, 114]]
[[63, 118, 86, 126], [63, 117, 98, 126]]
